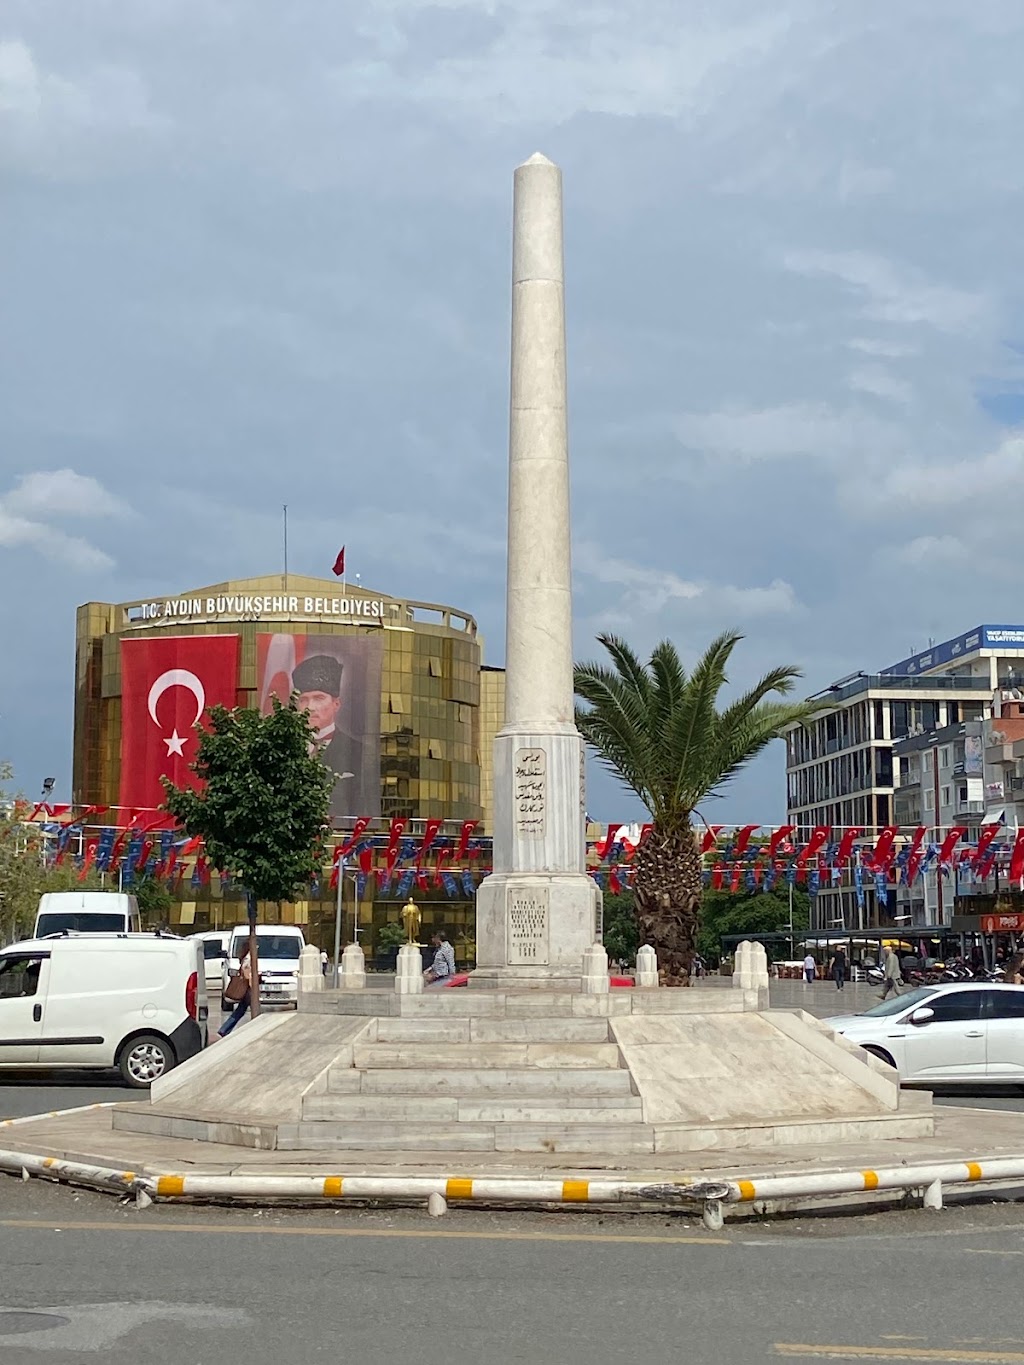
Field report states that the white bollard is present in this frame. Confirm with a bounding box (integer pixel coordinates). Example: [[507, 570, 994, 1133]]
[[427, 1193, 448, 1217], [298, 944, 324, 994], [749, 941, 771, 1008], [581, 943, 610, 994], [733, 941, 751, 990], [395, 942, 424, 995], [340, 942, 366, 990], [635, 944, 658, 988]]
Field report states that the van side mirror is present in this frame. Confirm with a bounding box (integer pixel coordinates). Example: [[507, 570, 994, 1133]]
[[909, 1006, 935, 1025]]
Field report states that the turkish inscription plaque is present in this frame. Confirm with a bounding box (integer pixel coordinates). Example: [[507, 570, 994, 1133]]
[[507, 888, 550, 965], [514, 747, 546, 837]]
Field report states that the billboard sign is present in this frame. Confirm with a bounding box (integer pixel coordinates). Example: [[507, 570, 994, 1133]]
[[119, 635, 240, 811], [257, 633, 383, 821]]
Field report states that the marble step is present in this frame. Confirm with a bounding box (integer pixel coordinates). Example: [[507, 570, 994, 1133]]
[[351, 1042, 623, 1070], [278, 1120, 656, 1154], [302, 1093, 644, 1124], [374, 1017, 613, 1044], [353, 1067, 637, 1097]]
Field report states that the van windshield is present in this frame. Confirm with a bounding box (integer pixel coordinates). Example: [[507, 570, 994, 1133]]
[[36, 913, 127, 936], [230, 935, 301, 960]]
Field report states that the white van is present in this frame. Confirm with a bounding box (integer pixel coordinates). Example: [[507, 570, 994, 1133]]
[[189, 930, 230, 993], [222, 924, 304, 1011], [34, 892, 141, 939], [0, 934, 207, 1087]]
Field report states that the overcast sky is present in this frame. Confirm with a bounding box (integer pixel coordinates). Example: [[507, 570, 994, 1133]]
[[2, 1, 1023, 825]]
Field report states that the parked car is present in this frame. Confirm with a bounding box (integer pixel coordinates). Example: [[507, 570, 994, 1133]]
[[825, 982, 1024, 1087], [33, 891, 141, 939], [189, 931, 230, 993], [222, 925, 305, 1011], [0, 933, 207, 1087]]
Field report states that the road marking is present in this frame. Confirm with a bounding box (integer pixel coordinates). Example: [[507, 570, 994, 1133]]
[[0, 1218, 728, 1247], [776, 1345, 1024, 1362]]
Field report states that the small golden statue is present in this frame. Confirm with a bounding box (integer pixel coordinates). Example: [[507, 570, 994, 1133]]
[[401, 896, 421, 945]]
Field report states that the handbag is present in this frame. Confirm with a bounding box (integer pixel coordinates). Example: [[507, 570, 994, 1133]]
[[224, 971, 248, 1003]]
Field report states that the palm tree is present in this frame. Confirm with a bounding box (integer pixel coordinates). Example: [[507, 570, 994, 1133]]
[[574, 632, 821, 986]]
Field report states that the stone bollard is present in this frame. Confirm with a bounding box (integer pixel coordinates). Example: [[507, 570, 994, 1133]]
[[635, 944, 658, 988], [340, 942, 366, 990], [581, 942, 610, 994], [732, 941, 752, 991], [298, 944, 324, 995], [749, 941, 771, 1009], [395, 942, 424, 995]]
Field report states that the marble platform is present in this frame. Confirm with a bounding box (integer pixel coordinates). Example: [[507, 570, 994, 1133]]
[[110, 988, 933, 1156]]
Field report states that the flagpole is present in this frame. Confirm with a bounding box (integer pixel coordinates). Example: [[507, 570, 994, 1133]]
[[283, 505, 288, 588]]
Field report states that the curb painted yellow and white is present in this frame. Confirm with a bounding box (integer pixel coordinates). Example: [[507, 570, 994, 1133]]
[[4, 1105, 1024, 1224]]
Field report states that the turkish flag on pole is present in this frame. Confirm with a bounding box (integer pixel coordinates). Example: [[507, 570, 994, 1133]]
[[119, 635, 240, 812], [332, 546, 346, 577]]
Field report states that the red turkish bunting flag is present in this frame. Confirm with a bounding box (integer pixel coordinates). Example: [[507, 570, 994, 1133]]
[[766, 826, 795, 858], [834, 828, 862, 864], [864, 825, 899, 872], [732, 825, 760, 857], [700, 826, 723, 854], [795, 826, 830, 868], [973, 823, 1002, 868], [419, 818, 444, 857], [119, 635, 240, 812], [1009, 831, 1024, 887], [904, 826, 928, 886], [938, 827, 967, 865]]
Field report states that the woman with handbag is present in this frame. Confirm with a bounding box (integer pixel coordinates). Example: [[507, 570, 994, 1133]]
[[217, 943, 253, 1039]]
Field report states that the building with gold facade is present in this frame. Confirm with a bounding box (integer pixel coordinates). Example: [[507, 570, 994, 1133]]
[[73, 575, 506, 958]]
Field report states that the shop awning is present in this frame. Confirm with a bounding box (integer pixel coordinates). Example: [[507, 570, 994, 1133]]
[[982, 807, 1006, 827]]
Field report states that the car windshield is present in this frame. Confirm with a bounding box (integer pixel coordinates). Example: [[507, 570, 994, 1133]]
[[858, 985, 940, 1018], [231, 935, 301, 960], [36, 913, 126, 935]]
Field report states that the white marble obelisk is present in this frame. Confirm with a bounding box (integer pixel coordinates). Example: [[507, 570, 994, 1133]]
[[474, 153, 602, 987]]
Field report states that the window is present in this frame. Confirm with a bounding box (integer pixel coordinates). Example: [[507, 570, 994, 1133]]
[[922, 990, 986, 1023], [203, 941, 226, 961], [924, 788, 934, 811], [922, 751, 932, 773], [428, 657, 442, 678], [986, 991, 1024, 1020], [940, 747, 951, 769], [941, 786, 951, 807], [0, 955, 45, 998]]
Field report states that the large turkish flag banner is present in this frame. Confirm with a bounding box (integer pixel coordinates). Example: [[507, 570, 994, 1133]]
[[119, 635, 240, 812]]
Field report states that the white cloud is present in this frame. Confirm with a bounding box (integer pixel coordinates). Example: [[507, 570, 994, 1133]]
[[886, 535, 969, 568], [575, 543, 801, 618], [671, 403, 894, 463], [847, 367, 913, 405], [783, 249, 989, 334], [0, 469, 126, 570], [5, 468, 129, 520]]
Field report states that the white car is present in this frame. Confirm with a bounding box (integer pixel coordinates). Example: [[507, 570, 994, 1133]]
[[825, 982, 1024, 1087], [189, 930, 230, 993], [0, 933, 207, 1087], [221, 924, 304, 1012]]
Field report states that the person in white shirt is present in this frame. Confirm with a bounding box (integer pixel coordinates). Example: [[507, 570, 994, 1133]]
[[802, 953, 816, 985], [424, 931, 456, 986]]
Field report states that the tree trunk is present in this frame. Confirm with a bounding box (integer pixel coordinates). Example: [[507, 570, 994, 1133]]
[[632, 820, 701, 987]]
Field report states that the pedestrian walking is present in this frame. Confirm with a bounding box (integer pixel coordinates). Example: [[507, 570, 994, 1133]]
[[879, 946, 903, 1000], [217, 942, 253, 1038], [802, 952, 816, 985], [423, 931, 456, 987], [829, 946, 848, 991]]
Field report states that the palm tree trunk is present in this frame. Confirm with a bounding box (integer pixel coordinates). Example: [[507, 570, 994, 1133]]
[[632, 820, 701, 987]]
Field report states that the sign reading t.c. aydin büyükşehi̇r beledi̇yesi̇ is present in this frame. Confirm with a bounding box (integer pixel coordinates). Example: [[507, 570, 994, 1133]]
[[128, 594, 391, 623]]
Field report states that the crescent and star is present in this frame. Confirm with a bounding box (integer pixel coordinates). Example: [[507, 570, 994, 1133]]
[[147, 669, 206, 758]]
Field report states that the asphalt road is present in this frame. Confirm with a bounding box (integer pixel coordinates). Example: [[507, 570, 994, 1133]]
[[3, 1178, 1024, 1363]]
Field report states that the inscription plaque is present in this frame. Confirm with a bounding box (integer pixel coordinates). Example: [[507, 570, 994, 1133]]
[[514, 746, 546, 837], [507, 889, 550, 965]]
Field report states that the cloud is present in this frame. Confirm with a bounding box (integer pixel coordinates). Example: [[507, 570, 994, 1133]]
[[3, 0, 1024, 824], [783, 249, 989, 334], [0, 38, 166, 176], [0, 469, 126, 570], [575, 543, 801, 619]]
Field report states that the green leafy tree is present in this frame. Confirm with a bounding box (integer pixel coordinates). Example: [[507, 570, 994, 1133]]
[[0, 763, 102, 944], [601, 892, 640, 966], [575, 633, 821, 985], [696, 887, 810, 965], [132, 874, 174, 927], [163, 699, 333, 1009]]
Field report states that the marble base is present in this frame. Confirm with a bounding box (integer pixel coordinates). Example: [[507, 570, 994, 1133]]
[[474, 871, 602, 981]]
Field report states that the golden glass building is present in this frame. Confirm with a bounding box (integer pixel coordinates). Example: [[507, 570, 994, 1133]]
[[74, 574, 506, 829], [73, 576, 507, 961]]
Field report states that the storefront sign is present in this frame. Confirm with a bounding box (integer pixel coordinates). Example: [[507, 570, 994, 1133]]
[[128, 595, 390, 624], [980, 913, 1024, 933]]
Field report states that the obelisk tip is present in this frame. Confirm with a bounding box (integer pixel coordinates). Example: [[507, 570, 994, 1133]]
[[521, 151, 556, 167]]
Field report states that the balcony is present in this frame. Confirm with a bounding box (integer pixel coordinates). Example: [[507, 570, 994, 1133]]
[[955, 798, 985, 817], [808, 674, 991, 706]]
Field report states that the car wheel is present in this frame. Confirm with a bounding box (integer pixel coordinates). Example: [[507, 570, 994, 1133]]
[[862, 1044, 897, 1070], [119, 1034, 175, 1088]]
